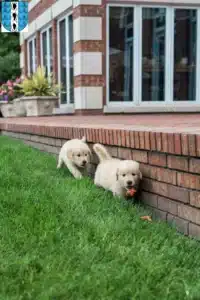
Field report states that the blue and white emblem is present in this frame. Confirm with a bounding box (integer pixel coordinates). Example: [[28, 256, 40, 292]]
[[1, 1, 28, 33]]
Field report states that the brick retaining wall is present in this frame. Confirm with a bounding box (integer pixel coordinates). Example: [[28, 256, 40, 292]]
[[1, 129, 200, 239]]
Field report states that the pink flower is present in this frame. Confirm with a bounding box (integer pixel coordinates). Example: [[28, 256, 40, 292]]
[[15, 77, 21, 84], [6, 80, 13, 87]]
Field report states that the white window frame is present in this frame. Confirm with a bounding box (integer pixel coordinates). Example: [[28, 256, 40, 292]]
[[40, 25, 52, 77], [27, 36, 36, 76], [57, 12, 74, 108], [106, 4, 200, 113]]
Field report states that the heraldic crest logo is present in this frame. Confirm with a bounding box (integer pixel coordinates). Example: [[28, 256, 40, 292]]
[[1, 1, 28, 33]]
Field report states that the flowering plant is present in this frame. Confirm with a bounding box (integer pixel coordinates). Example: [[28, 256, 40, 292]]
[[0, 77, 23, 102]]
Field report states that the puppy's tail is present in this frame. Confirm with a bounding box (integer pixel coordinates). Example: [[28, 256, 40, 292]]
[[93, 143, 112, 162]]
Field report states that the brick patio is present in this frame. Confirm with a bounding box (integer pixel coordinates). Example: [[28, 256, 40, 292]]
[[0, 114, 200, 133], [0, 113, 200, 239]]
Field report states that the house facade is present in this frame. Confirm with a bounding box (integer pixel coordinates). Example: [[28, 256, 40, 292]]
[[20, 0, 200, 115]]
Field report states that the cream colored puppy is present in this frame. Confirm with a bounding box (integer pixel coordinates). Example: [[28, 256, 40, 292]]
[[93, 143, 142, 198], [57, 136, 91, 179]]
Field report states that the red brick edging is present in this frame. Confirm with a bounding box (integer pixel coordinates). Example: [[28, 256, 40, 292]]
[[1, 123, 200, 239]]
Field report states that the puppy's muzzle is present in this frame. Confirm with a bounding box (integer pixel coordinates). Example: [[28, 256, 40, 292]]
[[81, 160, 87, 167], [126, 180, 133, 189]]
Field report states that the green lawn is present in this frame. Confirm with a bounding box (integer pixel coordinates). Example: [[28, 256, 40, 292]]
[[0, 136, 200, 300]]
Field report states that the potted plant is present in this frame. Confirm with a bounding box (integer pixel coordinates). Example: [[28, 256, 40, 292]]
[[13, 76, 26, 117], [0, 80, 16, 117], [17, 66, 60, 117]]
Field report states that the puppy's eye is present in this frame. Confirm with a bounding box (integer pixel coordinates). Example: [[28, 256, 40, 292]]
[[122, 174, 126, 177], [77, 154, 81, 157], [132, 173, 136, 176]]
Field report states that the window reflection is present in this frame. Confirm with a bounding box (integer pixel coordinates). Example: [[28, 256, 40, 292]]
[[42, 31, 47, 76], [142, 7, 166, 101], [49, 28, 53, 74], [68, 15, 74, 104], [109, 7, 134, 102], [173, 9, 197, 101], [59, 19, 67, 104]]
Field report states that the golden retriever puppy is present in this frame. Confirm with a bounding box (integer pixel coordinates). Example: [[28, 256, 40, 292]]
[[57, 136, 91, 179], [93, 143, 142, 198]]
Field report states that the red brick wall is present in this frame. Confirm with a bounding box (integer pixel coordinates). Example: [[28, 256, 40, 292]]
[[1, 125, 200, 239], [29, 0, 57, 23]]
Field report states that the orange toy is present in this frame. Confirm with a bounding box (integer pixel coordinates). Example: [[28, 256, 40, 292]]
[[126, 188, 137, 198], [140, 216, 152, 222]]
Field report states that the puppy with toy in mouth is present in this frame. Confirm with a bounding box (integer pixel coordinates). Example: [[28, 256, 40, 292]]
[[93, 143, 142, 198], [57, 136, 91, 179]]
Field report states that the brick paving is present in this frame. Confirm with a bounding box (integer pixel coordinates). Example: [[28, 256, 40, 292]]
[[0, 113, 200, 134]]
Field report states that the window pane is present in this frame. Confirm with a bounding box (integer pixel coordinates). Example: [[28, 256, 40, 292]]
[[174, 9, 197, 101], [42, 31, 48, 76], [59, 19, 67, 104], [49, 27, 53, 74], [34, 38, 36, 72], [109, 7, 134, 102], [142, 7, 166, 101], [29, 40, 33, 75], [68, 15, 74, 104]]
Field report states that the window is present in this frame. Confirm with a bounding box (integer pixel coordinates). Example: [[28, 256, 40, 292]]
[[27, 37, 36, 75], [109, 7, 134, 102], [58, 14, 74, 105], [107, 5, 199, 107], [142, 7, 166, 101], [41, 27, 53, 78], [173, 9, 197, 101]]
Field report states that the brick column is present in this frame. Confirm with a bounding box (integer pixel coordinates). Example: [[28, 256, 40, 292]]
[[52, 19, 58, 82], [73, 0, 105, 115], [36, 31, 41, 68]]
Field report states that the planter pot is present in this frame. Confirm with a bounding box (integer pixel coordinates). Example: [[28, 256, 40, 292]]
[[13, 98, 26, 117], [0, 101, 16, 118], [21, 96, 58, 117]]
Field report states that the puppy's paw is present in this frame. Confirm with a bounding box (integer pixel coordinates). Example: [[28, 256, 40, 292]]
[[113, 192, 121, 198], [74, 173, 83, 179]]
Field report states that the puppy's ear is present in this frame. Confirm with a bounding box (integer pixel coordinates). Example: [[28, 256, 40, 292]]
[[67, 150, 73, 160], [81, 136, 86, 143], [88, 148, 92, 157]]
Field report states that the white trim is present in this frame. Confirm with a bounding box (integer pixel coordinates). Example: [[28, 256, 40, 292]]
[[28, 0, 40, 12], [40, 25, 52, 77], [57, 12, 74, 108], [106, 3, 200, 110], [27, 36, 36, 76], [53, 106, 75, 115], [104, 103, 200, 113]]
